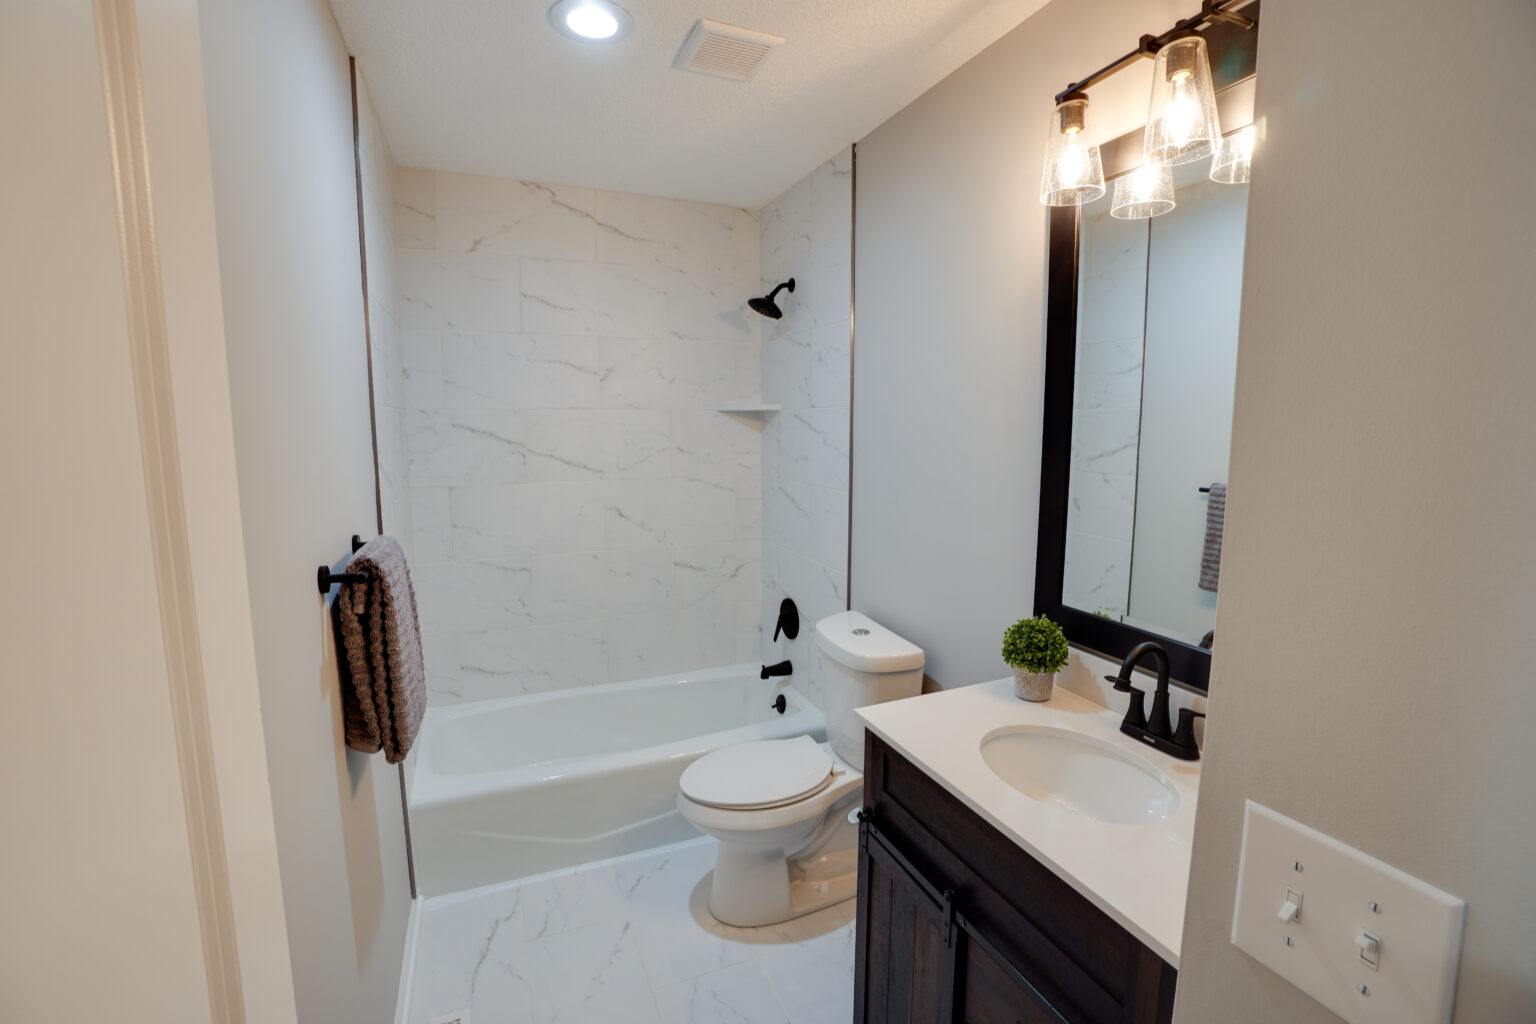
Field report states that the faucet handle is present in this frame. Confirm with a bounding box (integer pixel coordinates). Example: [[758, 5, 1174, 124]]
[[1172, 708, 1207, 752], [1120, 686, 1147, 731], [1104, 673, 1135, 693]]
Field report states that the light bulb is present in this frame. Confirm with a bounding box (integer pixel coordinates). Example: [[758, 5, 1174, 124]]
[[1144, 37, 1220, 166], [1111, 162, 1175, 219], [566, 4, 619, 38], [1057, 135, 1089, 188], [1039, 95, 1105, 206]]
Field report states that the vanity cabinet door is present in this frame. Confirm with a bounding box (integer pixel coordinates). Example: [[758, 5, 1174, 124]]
[[857, 825, 947, 1023]]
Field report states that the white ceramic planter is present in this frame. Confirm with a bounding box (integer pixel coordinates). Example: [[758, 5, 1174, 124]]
[[1013, 668, 1055, 702]]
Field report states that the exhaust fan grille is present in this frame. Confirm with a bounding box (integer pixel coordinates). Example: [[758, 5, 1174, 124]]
[[673, 19, 784, 81]]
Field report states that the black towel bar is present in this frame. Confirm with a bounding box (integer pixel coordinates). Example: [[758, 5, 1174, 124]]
[[1198, 486, 1212, 493], [317, 535, 371, 594]]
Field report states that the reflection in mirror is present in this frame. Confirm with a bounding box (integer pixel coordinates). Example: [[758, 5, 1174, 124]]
[[1063, 161, 1247, 648]]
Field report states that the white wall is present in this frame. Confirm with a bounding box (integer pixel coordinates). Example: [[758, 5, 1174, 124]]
[[1176, 0, 1536, 1019], [389, 168, 764, 704], [197, 1, 411, 1021], [759, 147, 854, 709], [851, 0, 1189, 687]]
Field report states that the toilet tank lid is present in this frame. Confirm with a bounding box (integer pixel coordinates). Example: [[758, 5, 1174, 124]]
[[815, 611, 925, 673]]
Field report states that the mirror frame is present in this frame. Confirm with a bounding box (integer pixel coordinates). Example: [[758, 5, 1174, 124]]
[[1033, 11, 1260, 692]]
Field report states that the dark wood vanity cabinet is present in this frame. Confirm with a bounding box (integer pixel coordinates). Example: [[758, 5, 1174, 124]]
[[855, 734, 1177, 1024]]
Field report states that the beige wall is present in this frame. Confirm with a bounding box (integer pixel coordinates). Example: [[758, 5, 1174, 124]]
[[0, 6, 211, 1017], [197, 0, 411, 1021], [1, 2, 296, 1020], [1175, 1, 1536, 1019], [851, 0, 1187, 686]]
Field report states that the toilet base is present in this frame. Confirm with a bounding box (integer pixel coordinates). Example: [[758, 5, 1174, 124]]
[[705, 805, 859, 928]]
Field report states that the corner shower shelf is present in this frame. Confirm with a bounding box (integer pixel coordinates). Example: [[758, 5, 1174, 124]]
[[715, 404, 781, 414]]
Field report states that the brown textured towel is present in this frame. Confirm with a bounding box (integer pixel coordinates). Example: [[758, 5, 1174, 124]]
[[1198, 483, 1227, 593], [333, 536, 425, 763]]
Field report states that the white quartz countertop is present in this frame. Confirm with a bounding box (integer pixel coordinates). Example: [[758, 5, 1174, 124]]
[[856, 678, 1200, 966]]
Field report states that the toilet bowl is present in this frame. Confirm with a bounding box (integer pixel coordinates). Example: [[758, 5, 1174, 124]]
[[677, 612, 925, 927], [678, 735, 862, 927]]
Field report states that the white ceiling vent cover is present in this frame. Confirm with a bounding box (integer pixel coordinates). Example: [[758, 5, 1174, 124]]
[[673, 19, 784, 81]]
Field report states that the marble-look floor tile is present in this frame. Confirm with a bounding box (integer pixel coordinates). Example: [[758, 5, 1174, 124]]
[[654, 962, 790, 1024], [526, 920, 661, 1024], [404, 839, 857, 1024]]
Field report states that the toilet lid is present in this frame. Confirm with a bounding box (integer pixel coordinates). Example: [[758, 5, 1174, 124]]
[[680, 735, 835, 810]]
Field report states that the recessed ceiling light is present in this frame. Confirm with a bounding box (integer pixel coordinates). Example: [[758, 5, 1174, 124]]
[[548, 0, 632, 42]]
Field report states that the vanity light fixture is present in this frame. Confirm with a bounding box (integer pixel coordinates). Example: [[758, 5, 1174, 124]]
[[1143, 36, 1221, 166], [547, 0, 633, 42], [1039, 93, 1106, 207], [1111, 162, 1176, 219], [1210, 124, 1256, 183], [1036, 0, 1255, 207]]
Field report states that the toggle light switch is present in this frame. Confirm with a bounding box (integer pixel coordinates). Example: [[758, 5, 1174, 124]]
[[1230, 801, 1465, 1024], [1355, 928, 1381, 970]]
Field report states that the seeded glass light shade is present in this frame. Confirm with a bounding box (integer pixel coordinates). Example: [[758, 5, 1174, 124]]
[[1210, 125, 1255, 184], [1111, 163, 1176, 219], [1143, 36, 1221, 166], [1039, 95, 1106, 206]]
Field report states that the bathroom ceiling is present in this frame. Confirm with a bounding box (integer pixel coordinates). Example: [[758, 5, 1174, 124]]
[[327, 0, 1051, 209]]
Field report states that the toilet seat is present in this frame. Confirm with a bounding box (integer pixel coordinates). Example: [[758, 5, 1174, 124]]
[[680, 735, 834, 810]]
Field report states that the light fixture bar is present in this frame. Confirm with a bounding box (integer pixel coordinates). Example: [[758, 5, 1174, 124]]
[[1052, 0, 1254, 105]]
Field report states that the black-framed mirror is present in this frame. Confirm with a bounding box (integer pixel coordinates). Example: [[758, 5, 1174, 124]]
[[1034, 9, 1259, 691]]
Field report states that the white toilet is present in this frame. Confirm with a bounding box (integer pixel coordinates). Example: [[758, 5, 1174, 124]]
[[677, 611, 925, 927]]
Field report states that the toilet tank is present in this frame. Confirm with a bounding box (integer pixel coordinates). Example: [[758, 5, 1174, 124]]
[[815, 611, 925, 769]]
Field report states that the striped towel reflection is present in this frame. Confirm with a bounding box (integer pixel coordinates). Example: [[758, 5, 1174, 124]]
[[1198, 483, 1226, 593]]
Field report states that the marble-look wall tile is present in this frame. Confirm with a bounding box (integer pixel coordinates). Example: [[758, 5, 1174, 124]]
[[671, 410, 761, 478], [779, 408, 850, 490], [521, 259, 668, 337], [524, 409, 672, 482], [598, 339, 735, 411], [435, 172, 597, 262], [1070, 408, 1140, 476], [1066, 470, 1136, 542], [450, 482, 606, 559], [406, 409, 526, 485], [1062, 532, 1132, 618], [386, 166, 764, 705], [391, 165, 436, 250], [399, 330, 442, 409], [414, 558, 534, 634], [663, 267, 761, 344], [442, 332, 602, 410], [607, 605, 738, 682], [457, 620, 609, 699], [398, 251, 521, 332], [595, 190, 737, 276], [410, 486, 453, 563], [810, 320, 851, 409], [758, 147, 852, 712]]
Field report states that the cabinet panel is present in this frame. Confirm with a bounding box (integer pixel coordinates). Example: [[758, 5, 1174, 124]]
[[859, 824, 946, 1023], [858, 734, 1177, 1024]]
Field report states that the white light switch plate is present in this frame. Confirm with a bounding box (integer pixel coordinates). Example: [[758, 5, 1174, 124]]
[[1231, 801, 1464, 1024]]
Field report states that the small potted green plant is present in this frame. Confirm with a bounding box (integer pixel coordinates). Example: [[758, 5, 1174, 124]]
[[1001, 615, 1070, 702]]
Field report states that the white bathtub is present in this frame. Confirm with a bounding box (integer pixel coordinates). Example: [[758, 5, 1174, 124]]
[[409, 664, 824, 896]]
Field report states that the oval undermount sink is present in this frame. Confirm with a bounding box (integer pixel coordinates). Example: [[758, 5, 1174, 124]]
[[980, 726, 1180, 826]]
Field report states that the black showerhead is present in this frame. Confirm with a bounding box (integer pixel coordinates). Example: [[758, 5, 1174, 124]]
[[748, 278, 795, 320]]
